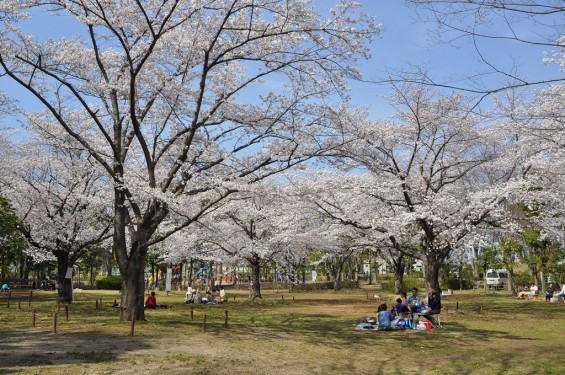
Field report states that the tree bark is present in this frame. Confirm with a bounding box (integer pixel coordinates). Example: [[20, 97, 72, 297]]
[[392, 256, 405, 293], [55, 250, 75, 303], [422, 252, 443, 292], [249, 254, 262, 299], [120, 248, 147, 322]]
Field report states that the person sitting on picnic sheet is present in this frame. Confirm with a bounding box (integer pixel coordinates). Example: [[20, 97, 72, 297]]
[[219, 286, 226, 302], [420, 289, 441, 327], [145, 291, 168, 309], [1, 283, 9, 293], [393, 298, 403, 315], [377, 303, 393, 328], [145, 291, 158, 308], [377, 303, 402, 329], [185, 284, 194, 301], [399, 290, 409, 309], [205, 291, 217, 304], [195, 290, 203, 304], [185, 291, 195, 304], [407, 287, 423, 314]]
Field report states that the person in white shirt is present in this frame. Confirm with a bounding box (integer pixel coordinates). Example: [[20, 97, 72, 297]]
[[528, 284, 538, 299], [557, 284, 565, 302], [185, 284, 194, 302]]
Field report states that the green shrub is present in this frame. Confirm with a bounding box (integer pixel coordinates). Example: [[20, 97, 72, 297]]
[[511, 271, 532, 287], [444, 278, 474, 290], [401, 276, 425, 292], [384, 276, 425, 293], [95, 275, 122, 290]]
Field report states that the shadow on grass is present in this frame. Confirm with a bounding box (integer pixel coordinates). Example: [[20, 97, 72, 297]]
[[221, 311, 539, 349], [0, 328, 152, 373]]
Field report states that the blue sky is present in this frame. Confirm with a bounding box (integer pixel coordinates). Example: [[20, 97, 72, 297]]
[[346, 1, 563, 117], [1, 0, 562, 126]]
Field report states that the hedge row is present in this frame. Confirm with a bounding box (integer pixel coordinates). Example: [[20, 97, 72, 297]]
[[95, 275, 122, 290]]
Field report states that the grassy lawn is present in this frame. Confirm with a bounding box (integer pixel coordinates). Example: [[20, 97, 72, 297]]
[[1, 286, 564, 375]]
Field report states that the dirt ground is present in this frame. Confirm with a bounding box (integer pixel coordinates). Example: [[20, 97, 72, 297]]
[[0, 325, 407, 375]]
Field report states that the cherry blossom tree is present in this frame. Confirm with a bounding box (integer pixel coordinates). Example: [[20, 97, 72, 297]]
[[297, 83, 517, 291], [272, 177, 377, 290], [285, 171, 411, 291], [160, 183, 290, 299], [0, 132, 112, 302], [0, 1, 378, 320]]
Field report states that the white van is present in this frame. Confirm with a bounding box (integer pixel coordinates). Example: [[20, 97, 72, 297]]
[[485, 269, 509, 289]]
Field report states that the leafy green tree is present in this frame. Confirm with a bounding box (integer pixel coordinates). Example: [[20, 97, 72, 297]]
[[0, 197, 27, 278], [499, 237, 522, 294]]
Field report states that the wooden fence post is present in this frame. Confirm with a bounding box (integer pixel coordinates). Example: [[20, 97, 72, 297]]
[[32, 308, 36, 327], [190, 306, 194, 320], [65, 305, 69, 321], [53, 312, 58, 334], [202, 314, 207, 333], [130, 315, 136, 336], [224, 310, 228, 328]]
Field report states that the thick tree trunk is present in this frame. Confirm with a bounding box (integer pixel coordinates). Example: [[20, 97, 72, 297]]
[[114, 191, 149, 321], [120, 249, 147, 321], [55, 251, 75, 303], [249, 254, 262, 299], [422, 253, 442, 292]]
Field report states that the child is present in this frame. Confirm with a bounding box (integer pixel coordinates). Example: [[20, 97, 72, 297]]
[[393, 298, 403, 315], [377, 303, 394, 328]]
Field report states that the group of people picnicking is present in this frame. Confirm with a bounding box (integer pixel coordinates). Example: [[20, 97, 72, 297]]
[[143, 284, 227, 309], [376, 287, 442, 330], [516, 283, 565, 302], [184, 284, 227, 305]]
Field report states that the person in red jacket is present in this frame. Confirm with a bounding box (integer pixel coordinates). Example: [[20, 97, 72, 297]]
[[145, 291, 157, 308]]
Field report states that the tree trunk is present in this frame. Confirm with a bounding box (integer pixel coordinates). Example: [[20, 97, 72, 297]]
[[120, 250, 147, 322], [326, 259, 342, 291], [249, 254, 262, 299], [508, 269, 516, 294], [422, 253, 442, 292], [55, 251, 74, 303], [114, 191, 147, 321], [392, 255, 405, 293], [107, 247, 113, 276]]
